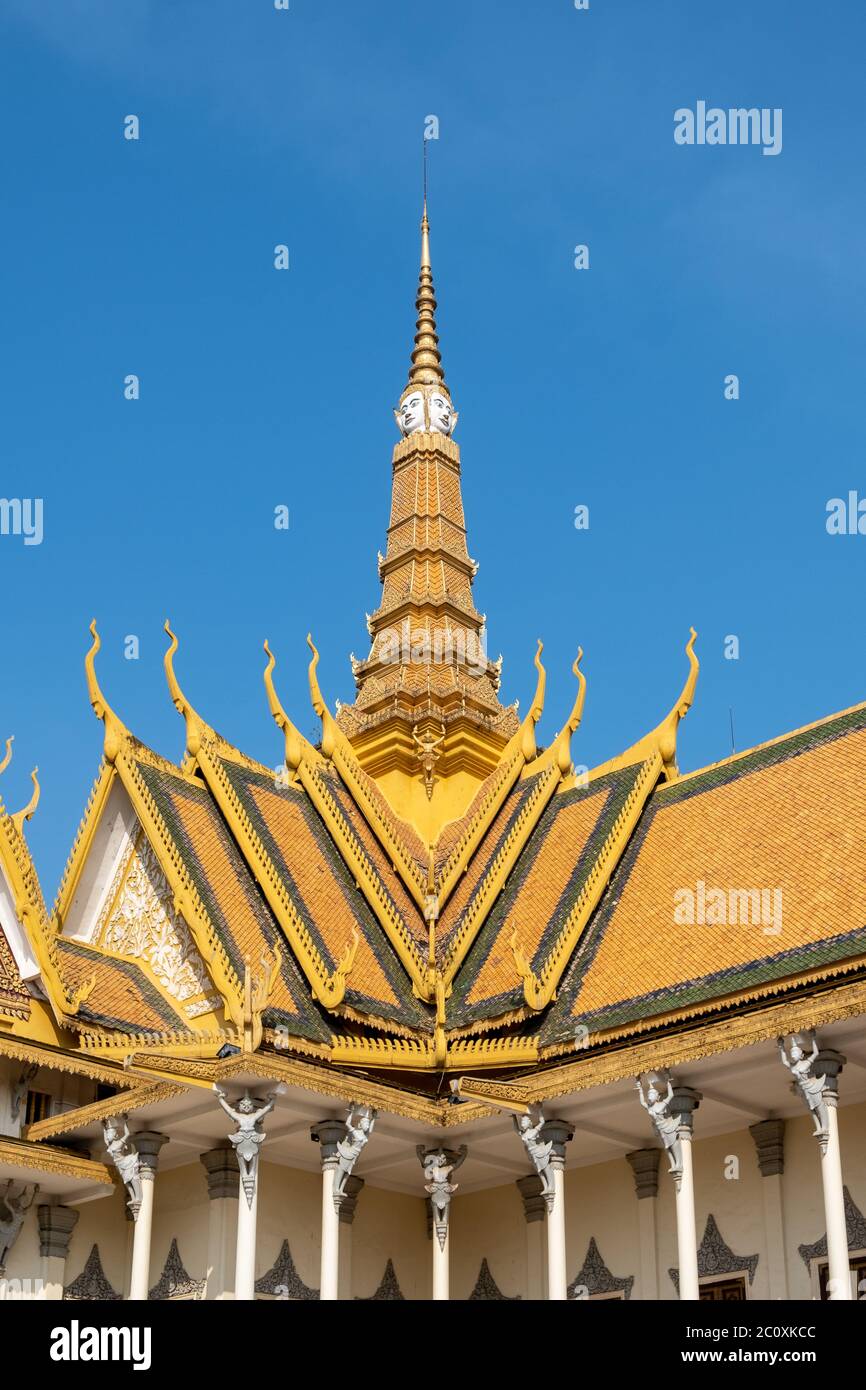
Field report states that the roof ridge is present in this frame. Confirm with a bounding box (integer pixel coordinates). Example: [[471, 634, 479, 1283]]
[[666, 696, 866, 791]]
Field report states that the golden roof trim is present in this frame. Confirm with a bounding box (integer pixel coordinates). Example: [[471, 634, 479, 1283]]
[[0, 1135, 113, 1186]]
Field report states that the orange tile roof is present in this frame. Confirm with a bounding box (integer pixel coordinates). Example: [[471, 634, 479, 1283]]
[[541, 705, 866, 1043]]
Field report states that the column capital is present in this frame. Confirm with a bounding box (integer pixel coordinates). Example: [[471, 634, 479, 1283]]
[[516, 1173, 546, 1223], [311, 1119, 348, 1167], [200, 1143, 239, 1200], [37, 1204, 79, 1259], [133, 1130, 169, 1178], [749, 1119, 785, 1177], [626, 1147, 661, 1199], [670, 1086, 702, 1133], [337, 1174, 365, 1226], [540, 1118, 574, 1166]]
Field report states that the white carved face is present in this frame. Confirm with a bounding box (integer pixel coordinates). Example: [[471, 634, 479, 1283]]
[[396, 391, 425, 435], [428, 392, 455, 435]]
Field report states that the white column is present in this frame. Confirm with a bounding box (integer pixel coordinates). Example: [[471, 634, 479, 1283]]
[[419, 1146, 466, 1302], [311, 1119, 347, 1302], [780, 1036, 850, 1300], [626, 1149, 661, 1300], [234, 1170, 259, 1301], [200, 1145, 239, 1301], [125, 1130, 167, 1302], [433, 1224, 449, 1301], [215, 1087, 279, 1302], [821, 1105, 850, 1300], [516, 1174, 546, 1299], [749, 1120, 788, 1301], [637, 1072, 701, 1302], [675, 1130, 699, 1301], [541, 1120, 573, 1301], [36, 1205, 79, 1300], [337, 1175, 363, 1301]]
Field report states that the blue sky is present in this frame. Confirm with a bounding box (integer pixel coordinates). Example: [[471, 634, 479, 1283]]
[[2, 0, 865, 889]]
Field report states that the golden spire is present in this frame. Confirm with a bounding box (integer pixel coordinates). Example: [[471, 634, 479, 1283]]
[[406, 198, 447, 393]]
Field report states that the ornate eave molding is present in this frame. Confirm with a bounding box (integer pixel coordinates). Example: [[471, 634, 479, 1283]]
[[25, 1081, 183, 1142], [468, 1257, 521, 1301], [148, 1237, 205, 1300], [669, 1215, 758, 1293], [532, 976, 866, 1105], [64, 1244, 121, 1301], [0, 1136, 113, 1187], [798, 1187, 866, 1266], [569, 1237, 634, 1300], [254, 1240, 319, 1300], [357, 1258, 405, 1301]]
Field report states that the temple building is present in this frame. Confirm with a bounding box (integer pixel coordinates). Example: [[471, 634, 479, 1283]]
[[2, 203, 866, 1303]]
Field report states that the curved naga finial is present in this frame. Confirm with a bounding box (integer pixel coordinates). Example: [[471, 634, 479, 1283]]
[[0, 736, 13, 777], [590, 628, 700, 784], [529, 647, 587, 776], [656, 627, 699, 778], [306, 634, 342, 760], [517, 639, 546, 762], [263, 640, 311, 773], [11, 768, 40, 836], [164, 620, 210, 760], [85, 621, 130, 763]]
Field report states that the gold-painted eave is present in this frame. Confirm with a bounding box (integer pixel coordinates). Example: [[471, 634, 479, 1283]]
[[0, 1135, 113, 1187]]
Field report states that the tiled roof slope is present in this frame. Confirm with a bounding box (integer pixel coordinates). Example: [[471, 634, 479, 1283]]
[[540, 704, 866, 1046], [213, 756, 430, 1031], [448, 764, 649, 1027], [57, 937, 189, 1033], [133, 759, 331, 1043]]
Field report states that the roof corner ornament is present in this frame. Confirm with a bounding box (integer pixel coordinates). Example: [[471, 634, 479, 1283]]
[[333, 1103, 376, 1212], [242, 946, 282, 1053], [307, 633, 342, 760], [516, 640, 546, 762], [529, 648, 587, 777], [263, 639, 308, 773], [215, 1086, 279, 1208], [102, 1115, 143, 1218], [513, 1103, 556, 1212], [417, 1144, 467, 1250], [657, 627, 699, 780], [0, 735, 12, 777], [10, 767, 40, 836], [163, 620, 210, 762], [85, 620, 131, 764], [510, 928, 549, 1011]]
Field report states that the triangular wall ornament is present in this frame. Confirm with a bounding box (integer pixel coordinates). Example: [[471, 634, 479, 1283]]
[[357, 1257, 405, 1301], [669, 1214, 758, 1293], [569, 1236, 634, 1300], [468, 1257, 521, 1301], [254, 1239, 319, 1300], [148, 1237, 205, 1300], [798, 1186, 866, 1266], [64, 1244, 122, 1301]]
